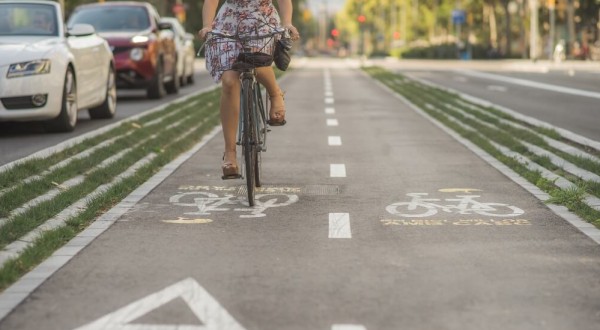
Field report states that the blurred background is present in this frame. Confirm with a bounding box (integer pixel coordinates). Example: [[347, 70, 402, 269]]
[[59, 0, 600, 61]]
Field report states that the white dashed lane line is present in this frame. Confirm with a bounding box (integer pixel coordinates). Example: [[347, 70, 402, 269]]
[[327, 119, 339, 126], [329, 213, 351, 238], [330, 164, 346, 177], [325, 107, 335, 114], [328, 136, 342, 146]]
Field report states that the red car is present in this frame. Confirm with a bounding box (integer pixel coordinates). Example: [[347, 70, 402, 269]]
[[68, 1, 178, 99]]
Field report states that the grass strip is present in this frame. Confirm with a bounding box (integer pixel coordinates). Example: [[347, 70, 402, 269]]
[[0, 92, 221, 291], [0, 94, 219, 249], [0, 92, 218, 218], [363, 66, 600, 228]]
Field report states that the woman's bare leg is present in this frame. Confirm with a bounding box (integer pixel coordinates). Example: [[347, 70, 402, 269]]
[[256, 66, 285, 122], [220, 70, 241, 167]]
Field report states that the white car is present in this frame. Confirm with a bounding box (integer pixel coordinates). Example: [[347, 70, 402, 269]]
[[160, 17, 195, 86], [0, 0, 116, 132]]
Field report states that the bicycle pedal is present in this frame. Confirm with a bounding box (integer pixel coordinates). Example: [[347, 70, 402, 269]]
[[221, 174, 242, 180]]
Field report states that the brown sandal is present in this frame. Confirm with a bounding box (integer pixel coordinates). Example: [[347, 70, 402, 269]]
[[221, 151, 240, 179], [267, 90, 286, 126]]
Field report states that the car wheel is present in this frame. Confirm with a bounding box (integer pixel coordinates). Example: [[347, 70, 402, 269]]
[[180, 63, 187, 87], [165, 58, 180, 94], [187, 69, 195, 85], [45, 67, 77, 133], [89, 65, 117, 119], [147, 60, 166, 99]]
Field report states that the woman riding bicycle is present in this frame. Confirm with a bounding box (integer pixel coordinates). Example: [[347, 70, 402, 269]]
[[198, 0, 300, 178]]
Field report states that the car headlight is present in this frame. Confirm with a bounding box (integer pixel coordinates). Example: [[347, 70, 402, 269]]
[[7, 59, 51, 78], [131, 35, 149, 43], [130, 48, 144, 61]]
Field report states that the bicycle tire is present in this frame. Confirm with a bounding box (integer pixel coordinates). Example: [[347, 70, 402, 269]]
[[254, 84, 266, 187], [241, 78, 256, 206]]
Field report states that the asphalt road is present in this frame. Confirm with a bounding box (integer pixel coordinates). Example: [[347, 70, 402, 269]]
[[0, 61, 213, 167], [1, 58, 599, 330], [376, 59, 600, 141]]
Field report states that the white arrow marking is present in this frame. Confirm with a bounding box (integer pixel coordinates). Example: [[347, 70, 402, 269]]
[[74, 278, 245, 330]]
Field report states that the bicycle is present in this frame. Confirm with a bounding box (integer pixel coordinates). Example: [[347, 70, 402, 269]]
[[199, 25, 288, 206]]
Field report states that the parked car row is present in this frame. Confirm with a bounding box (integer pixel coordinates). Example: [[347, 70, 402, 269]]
[[0, 0, 197, 133]]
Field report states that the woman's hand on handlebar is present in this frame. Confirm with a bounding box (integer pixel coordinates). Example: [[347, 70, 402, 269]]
[[198, 26, 211, 40], [283, 24, 300, 41]]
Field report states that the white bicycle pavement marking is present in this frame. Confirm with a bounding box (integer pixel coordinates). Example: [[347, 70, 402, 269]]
[[169, 191, 299, 219], [386, 192, 525, 218]]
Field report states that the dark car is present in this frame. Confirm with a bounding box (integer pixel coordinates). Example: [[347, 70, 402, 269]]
[[68, 1, 178, 99]]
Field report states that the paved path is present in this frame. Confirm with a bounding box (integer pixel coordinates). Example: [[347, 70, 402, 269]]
[[1, 59, 600, 330]]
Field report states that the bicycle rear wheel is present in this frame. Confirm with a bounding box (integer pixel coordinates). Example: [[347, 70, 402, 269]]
[[241, 78, 257, 206]]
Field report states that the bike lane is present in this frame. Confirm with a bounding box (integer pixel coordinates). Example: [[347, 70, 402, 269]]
[[1, 59, 600, 330]]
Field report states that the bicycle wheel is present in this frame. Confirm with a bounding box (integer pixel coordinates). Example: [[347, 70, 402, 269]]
[[254, 84, 266, 188], [241, 78, 256, 206]]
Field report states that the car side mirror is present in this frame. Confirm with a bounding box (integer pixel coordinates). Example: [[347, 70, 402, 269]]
[[67, 23, 95, 37], [158, 22, 173, 31]]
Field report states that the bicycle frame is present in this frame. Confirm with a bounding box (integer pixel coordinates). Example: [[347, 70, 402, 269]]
[[236, 70, 268, 153]]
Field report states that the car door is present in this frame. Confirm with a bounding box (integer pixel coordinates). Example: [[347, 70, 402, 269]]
[[67, 30, 107, 108]]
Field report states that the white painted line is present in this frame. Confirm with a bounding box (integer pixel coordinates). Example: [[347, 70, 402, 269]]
[[487, 85, 507, 92], [74, 278, 246, 330], [327, 119, 339, 126], [325, 107, 336, 115], [329, 213, 351, 238], [325, 97, 335, 104], [332, 325, 367, 330], [405, 72, 600, 151], [325, 90, 334, 97], [328, 136, 342, 146], [459, 69, 600, 100], [330, 164, 346, 177]]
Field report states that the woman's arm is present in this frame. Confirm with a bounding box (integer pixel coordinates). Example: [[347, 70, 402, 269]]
[[198, 0, 220, 39], [276, 0, 299, 39]]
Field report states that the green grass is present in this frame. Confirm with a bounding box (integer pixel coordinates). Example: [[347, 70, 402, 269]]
[[363, 66, 600, 228], [0, 89, 222, 291]]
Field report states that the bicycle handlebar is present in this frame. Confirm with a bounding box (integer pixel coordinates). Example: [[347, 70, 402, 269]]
[[197, 27, 289, 56]]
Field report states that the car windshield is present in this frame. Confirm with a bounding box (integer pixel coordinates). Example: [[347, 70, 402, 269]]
[[68, 6, 150, 32], [0, 3, 59, 37]]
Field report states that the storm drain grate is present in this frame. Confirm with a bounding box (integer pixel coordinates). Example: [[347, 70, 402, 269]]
[[237, 184, 340, 196]]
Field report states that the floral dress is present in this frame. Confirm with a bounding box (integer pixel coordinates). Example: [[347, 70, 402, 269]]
[[205, 0, 281, 83]]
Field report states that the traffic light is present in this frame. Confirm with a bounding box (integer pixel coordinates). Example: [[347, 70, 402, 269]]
[[357, 15, 366, 24], [331, 28, 339, 38]]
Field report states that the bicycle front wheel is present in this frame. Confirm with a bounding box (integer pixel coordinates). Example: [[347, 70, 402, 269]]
[[254, 84, 266, 188], [241, 78, 257, 206]]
